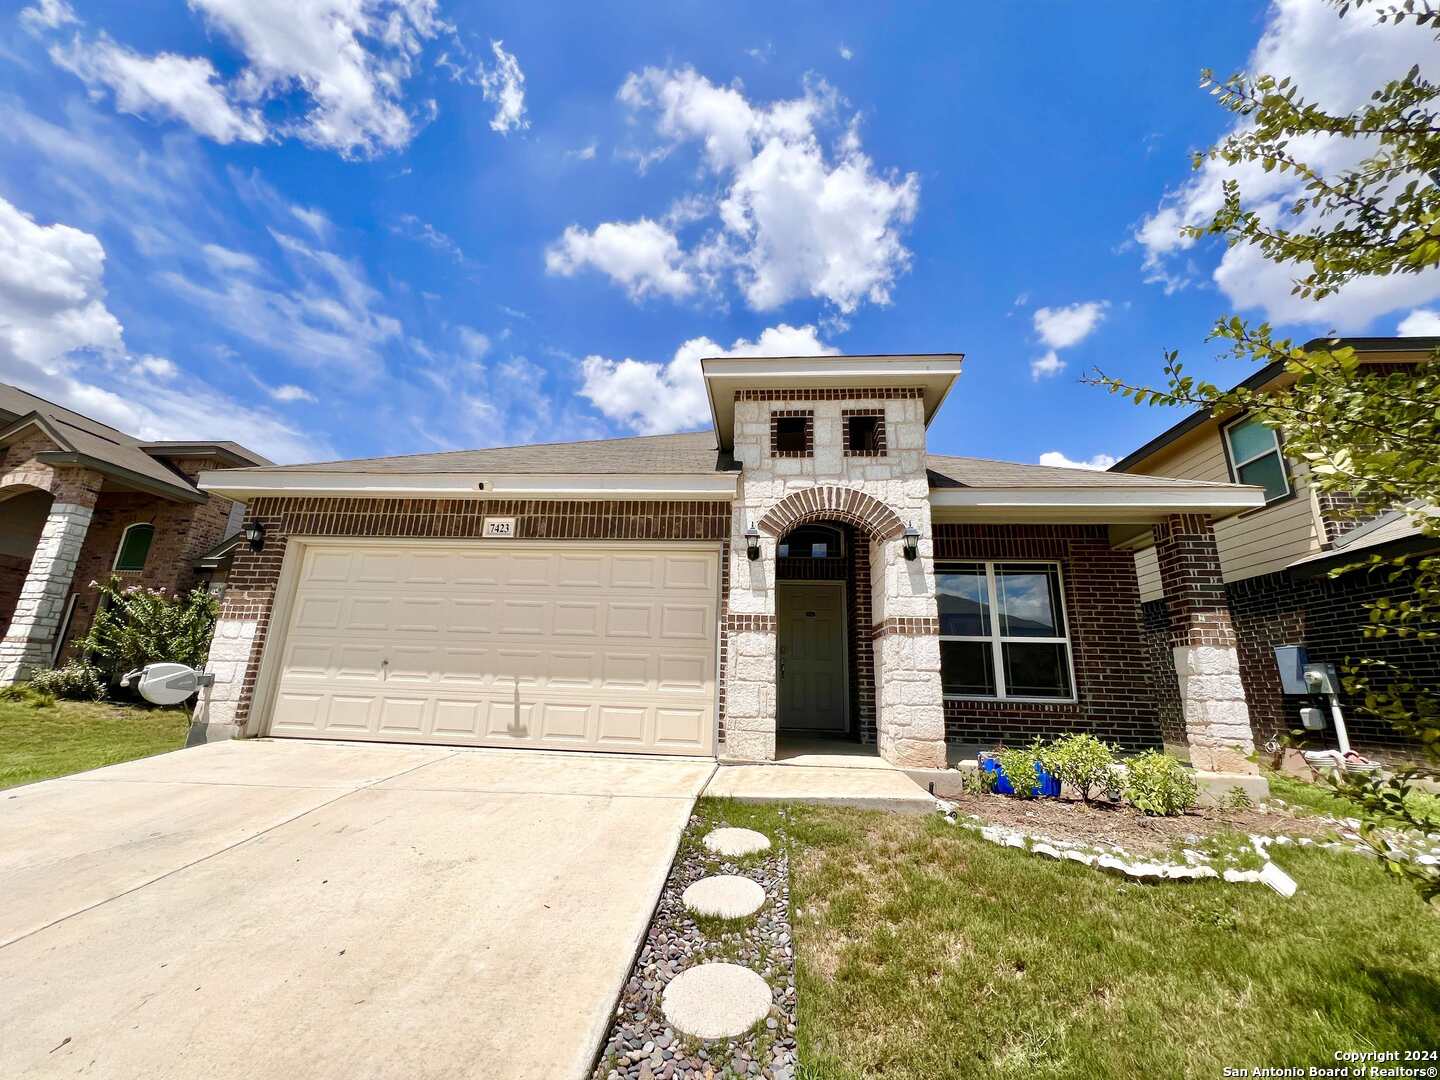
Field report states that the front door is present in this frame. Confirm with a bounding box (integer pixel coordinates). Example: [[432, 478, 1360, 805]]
[[777, 581, 847, 732]]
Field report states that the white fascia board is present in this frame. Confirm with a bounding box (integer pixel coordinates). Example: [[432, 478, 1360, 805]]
[[198, 470, 738, 500], [700, 355, 963, 380], [928, 485, 1265, 512]]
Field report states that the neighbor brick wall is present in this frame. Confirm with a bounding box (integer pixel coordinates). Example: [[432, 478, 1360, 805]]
[[224, 497, 731, 732], [933, 523, 1161, 750]]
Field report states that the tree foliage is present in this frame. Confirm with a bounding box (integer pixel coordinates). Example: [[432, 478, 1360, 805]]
[[1091, 0, 1440, 901], [80, 577, 219, 685]]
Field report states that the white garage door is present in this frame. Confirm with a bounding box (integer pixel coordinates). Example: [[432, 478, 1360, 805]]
[[264, 542, 719, 755]]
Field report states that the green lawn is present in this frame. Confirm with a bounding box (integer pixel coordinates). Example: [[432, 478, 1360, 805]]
[[1265, 768, 1440, 830], [696, 799, 1440, 1080], [0, 696, 190, 789]]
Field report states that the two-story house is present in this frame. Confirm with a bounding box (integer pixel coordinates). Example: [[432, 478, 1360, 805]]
[[1112, 336, 1438, 761], [0, 384, 268, 683], [185, 353, 1274, 779]]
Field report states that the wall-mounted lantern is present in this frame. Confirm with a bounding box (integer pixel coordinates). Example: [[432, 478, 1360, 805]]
[[745, 524, 761, 561], [243, 520, 266, 552], [902, 523, 920, 561]]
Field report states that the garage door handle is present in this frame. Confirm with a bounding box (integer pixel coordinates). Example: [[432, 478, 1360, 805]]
[[381, 658, 389, 682]]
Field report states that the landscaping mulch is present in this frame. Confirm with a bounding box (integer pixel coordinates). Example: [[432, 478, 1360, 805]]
[[591, 812, 797, 1080], [942, 791, 1341, 855]]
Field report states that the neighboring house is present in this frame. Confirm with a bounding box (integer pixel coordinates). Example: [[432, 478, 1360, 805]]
[[0, 384, 269, 682], [192, 354, 1268, 774], [1112, 336, 1439, 760]]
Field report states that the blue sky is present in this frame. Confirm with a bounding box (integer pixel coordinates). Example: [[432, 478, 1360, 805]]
[[2, 0, 1437, 467]]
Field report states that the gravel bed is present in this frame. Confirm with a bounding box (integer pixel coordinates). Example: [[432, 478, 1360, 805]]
[[590, 813, 797, 1080]]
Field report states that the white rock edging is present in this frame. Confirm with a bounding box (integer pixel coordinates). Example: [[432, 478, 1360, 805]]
[[683, 875, 767, 919]]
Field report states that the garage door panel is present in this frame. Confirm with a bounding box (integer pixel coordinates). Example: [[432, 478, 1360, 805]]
[[268, 543, 717, 755]]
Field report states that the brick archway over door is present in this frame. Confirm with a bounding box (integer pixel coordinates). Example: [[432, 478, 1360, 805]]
[[757, 485, 906, 542]]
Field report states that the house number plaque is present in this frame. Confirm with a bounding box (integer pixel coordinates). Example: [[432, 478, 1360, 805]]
[[483, 517, 517, 538]]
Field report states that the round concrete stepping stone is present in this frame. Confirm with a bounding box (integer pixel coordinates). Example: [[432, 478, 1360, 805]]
[[682, 874, 766, 919], [703, 827, 771, 857], [662, 963, 772, 1040]]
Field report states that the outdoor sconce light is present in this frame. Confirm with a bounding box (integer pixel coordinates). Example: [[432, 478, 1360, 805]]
[[243, 520, 266, 551], [745, 524, 761, 561], [902, 523, 920, 561]]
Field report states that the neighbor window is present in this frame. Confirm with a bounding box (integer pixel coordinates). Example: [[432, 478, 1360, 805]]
[[770, 411, 813, 457], [114, 523, 155, 572], [937, 561, 1074, 700], [1223, 415, 1290, 503], [843, 411, 886, 456]]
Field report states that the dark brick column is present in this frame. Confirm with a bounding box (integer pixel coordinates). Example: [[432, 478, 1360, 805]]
[[1153, 513, 1258, 775]]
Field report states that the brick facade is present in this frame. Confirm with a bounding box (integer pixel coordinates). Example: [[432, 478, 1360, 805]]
[[216, 497, 731, 733], [934, 523, 1161, 750], [1152, 512, 1236, 648]]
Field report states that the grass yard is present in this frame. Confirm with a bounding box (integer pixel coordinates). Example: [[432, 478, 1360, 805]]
[[700, 800, 1440, 1080], [0, 695, 189, 789]]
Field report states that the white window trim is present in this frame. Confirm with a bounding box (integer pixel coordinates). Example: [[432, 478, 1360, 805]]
[[1221, 414, 1292, 503], [113, 522, 155, 572], [938, 560, 1078, 704]]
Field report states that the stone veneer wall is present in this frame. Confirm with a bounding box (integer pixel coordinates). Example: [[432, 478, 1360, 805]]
[[1139, 565, 1435, 760], [728, 389, 945, 767], [934, 523, 1162, 751], [194, 497, 730, 741]]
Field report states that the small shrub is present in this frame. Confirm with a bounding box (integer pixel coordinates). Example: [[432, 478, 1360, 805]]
[[1124, 751, 1199, 817], [27, 660, 108, 701], [80, 577, 219, 683], [961, 767, 997, 796], [996, 739, 1047, 799], [1222, 785, 1255, 811], [1039, 733, 1121, 804]]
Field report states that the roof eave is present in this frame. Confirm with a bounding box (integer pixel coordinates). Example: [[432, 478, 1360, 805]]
[[927, 484, 1265, 525], [198, 469, 740, 501], [35, 451, 204, 503]]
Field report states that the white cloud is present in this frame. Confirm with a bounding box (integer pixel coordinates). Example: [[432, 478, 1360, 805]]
[[457, 326, 491, 358], [1030, 351, 1065, 381], [19, 0, 78, 32], [0, 194, 325, 462], [1398, 309, 1440, 336], [1038, 450, 1118, 471], [268, 383, 317, 403], [1033, 300, 1107, 349], [580, 323, 836, 434], [556, 68, 919, 314], [838, 44, 853, 61], [564, 141, 597, 162], [42, 0, 447, 158], [1135, 0, 1440, 328], [202, 243, 261, 274], [477, 40, 528, 134], [546, 219, 697, 301], [131, 354, 177, 379], [392, 213, 464, 261], [51, 37, 268, 145]]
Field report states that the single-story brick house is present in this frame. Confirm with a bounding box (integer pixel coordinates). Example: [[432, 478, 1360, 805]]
[[193, 354, 1267, 773], [1114, 335, 1439, 762], [0, 383, 267, 681]]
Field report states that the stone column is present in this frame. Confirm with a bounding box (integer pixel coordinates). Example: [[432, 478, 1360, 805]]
[[188, 613, 260, 744], [869, 528, 947, 770], [0, 473, 100, 684], [1154, 513, 1258, 775]]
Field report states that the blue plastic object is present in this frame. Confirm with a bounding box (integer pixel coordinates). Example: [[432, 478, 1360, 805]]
[[978, 753, 1061, 798]]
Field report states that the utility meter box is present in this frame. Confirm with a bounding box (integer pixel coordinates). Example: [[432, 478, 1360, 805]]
[[1299, 706, 1326, 731], [1274, 645, 1310, 695]]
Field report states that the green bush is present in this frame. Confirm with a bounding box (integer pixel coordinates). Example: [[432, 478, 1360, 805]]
[[1039, 733, 1121, 804], [28, 659, 109, 701], [960, 766, 997, 796], [1123, 751, 1199, 817], [996, 739, 1047, 799], [80, 577, 219, 683]]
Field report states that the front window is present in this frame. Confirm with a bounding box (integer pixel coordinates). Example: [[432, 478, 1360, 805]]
[[1224, 415, 1290, 503], [114, 523, 155, 572], [938, 561, 1074, 700]]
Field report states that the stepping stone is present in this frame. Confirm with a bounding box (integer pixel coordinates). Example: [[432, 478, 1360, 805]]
[[703, 827, 771, 857], [662, 963, 772, 1040], [683, 875, 766, 919]]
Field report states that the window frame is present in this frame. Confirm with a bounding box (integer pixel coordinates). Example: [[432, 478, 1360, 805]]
[[937, 559, 1078, 704], [113, 522, 155, 572], [842, 409, 887, 457], [769, 409, 814, 458], [1220, 412, 1292, 505]]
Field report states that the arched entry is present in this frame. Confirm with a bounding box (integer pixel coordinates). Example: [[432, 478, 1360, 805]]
[[0, 487, 54, 637]]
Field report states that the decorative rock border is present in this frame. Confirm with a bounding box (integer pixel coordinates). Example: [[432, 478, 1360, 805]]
[[590, 815, 797, 1080]]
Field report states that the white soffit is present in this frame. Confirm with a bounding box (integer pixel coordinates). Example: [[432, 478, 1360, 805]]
[[702, 353, 964, 449], [927, 484, 1266, 524], [197, 470, 739, 500]]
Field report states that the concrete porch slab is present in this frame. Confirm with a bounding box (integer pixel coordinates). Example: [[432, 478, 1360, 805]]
[[703, 762, 935, 812]]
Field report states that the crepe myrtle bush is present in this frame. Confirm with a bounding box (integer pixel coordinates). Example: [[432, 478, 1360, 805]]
[[79, 577, 219, 684], [1039, 733, 1122, 804], [1123, 752, 1200, 818]]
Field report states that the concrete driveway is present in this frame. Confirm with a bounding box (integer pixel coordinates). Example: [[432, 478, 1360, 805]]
[[0, 740, 714, 1080]]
